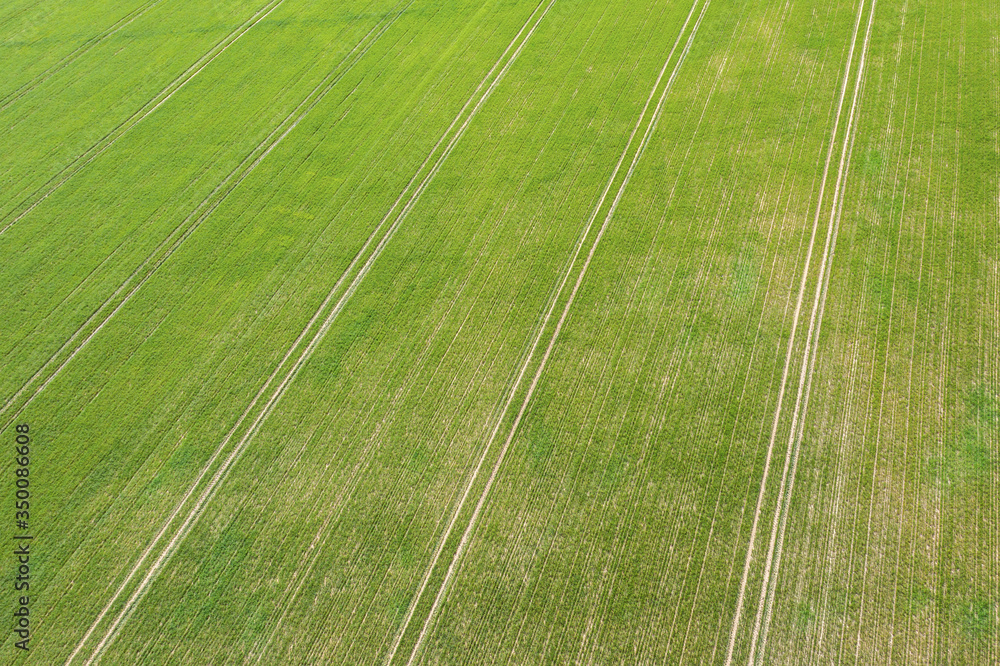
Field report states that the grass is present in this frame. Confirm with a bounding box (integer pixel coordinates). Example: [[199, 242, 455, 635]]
[[1, 0, 997, 663]]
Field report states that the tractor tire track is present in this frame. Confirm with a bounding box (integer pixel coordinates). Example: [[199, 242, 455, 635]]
[[67, 1, 549, 661], [386, 2, 710, 662], [0, 0, 285, 237], [724, 1, 877, 663], [59, 6, 411, 660], [751, 4, 876, 662], [0, 0, 167, 113], [1, 4, 399, 437]]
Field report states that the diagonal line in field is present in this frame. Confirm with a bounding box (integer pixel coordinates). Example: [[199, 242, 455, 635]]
[[61, 5, 413, 663], [0, 0, 168, 113], [387, 2, 711, 663], [0, 4, 401, 437], [0, 0, 285, 237], [750, 4, 877, 662], [723, 1, 875, 664], [68, 1, 548, 661]]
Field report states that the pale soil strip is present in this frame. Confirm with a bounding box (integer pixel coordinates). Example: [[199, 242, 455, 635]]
[[0, 5, 398, 435], [394, 4, 709, 663], [722, 2, 871, 662], [0, 0, 284, 236], [63, 7, 412, 664], [0, 0, 166, 113], [74, 1, 549, 662], [749, 4, 877, 663]]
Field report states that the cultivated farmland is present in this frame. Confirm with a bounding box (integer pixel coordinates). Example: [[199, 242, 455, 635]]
[[1, 0, 996, 663]]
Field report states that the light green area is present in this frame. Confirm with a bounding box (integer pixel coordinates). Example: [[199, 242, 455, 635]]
[[0, 0, 996, 663]]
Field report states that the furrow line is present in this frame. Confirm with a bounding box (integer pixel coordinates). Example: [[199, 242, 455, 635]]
[[70, 1, 551, 662], [62, 5, 412, 663], [1, 4, 401, 435], [391, 2, 709, 663], [0, 0, 285, 236], [0, 0, 167, 113]]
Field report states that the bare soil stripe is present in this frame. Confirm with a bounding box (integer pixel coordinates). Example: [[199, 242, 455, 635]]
[[0, 0, 167, 113], [0, 0, 285, 237]]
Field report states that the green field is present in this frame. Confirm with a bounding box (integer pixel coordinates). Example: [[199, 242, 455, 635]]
[[1, 0, 997, 662]]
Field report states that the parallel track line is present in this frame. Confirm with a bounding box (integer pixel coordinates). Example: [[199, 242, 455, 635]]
[[0, 0, 167, 113], [723, 1, 873, 661], [391, 2, 710, 662], [0, 0, 285, 237], [63, 6, 411, 662], [72, 1, 550, 661]]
